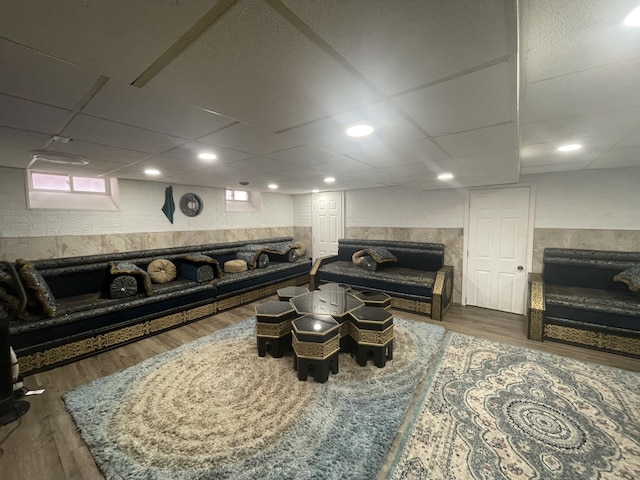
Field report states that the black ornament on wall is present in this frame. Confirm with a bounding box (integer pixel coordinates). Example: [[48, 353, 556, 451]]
[[161, 186, 175, 224], [180, 193, 203, 217]]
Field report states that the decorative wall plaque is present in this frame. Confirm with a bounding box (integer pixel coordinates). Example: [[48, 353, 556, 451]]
[[179, 193, 203, 217]]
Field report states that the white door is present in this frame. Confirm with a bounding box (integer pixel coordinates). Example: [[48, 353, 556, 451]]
[[466, 187, 531, 314], [311, 192, 344, 262]]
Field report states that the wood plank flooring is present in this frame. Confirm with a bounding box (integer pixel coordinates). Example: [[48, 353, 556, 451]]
[[1, 299, 639, 480]]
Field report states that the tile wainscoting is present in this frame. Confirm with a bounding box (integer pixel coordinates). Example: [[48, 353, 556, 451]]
[[0, 227, 295, 262]]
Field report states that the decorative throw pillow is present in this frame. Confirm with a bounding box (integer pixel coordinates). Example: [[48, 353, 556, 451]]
[[109, 261, 153, 296], [293, 241, 306, 257], [224, 259, 248, 273], [15, 259, 57, 318], [613, 266, 640, 292], [365, 247, 397, 264], [147, 259, 177, 284], [257, 253, 269, 269], [362, 255, 378, 271], [352, 249, 368, 267], [109, 275, 138, 299]]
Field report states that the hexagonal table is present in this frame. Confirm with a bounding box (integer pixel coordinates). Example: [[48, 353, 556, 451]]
[[276, 285, 310, 301], [349, 305, 394, 368], [292, 314, 340, 383], [318, 282, 352, 292], [255, 300, 298, 358], [290, 290, 363, 352], [353, 290, 391, 309]]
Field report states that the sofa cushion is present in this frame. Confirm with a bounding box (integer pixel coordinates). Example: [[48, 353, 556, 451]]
[[16, 259, 57, 318], [109, 275, 138, 299], [109, 261, 153, 295], [147, 259, 177, 284], [613, 266, 640, 292], [224, 259, 248, 273]]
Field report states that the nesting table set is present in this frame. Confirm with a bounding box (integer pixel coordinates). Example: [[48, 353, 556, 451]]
[[255, 283, 394, 383]]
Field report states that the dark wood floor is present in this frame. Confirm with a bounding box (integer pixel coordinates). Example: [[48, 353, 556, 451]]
[[1, 298, 639, 480]]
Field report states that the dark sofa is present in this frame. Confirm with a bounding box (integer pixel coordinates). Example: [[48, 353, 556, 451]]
[[310, 239, 454, 320], [528, 248, 640, 357], [8, 237, 311, 374]]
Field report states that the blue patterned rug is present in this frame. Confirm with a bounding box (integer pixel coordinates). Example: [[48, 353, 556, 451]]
[[387, 333, 640, 479], [64, 317, 446, 480]]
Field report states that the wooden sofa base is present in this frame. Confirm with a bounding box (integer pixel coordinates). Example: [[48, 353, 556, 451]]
[[18, 302, 217, 376]]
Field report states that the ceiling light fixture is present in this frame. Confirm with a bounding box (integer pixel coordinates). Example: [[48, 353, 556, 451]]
[[557, 144, 582, 152], [312, 189, 320, 193], [437, 173, 454, 181], [624, 5, 640, 26], [198, 152, 217, 160], [268, 184, 278, 190], [144, 168, 161, 176], [324, 176, 336, 184], [346, 124, 374, 138], [31, 151, 89, 165]]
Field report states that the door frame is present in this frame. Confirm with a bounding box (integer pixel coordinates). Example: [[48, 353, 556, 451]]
[[461, 184, 536, 313]]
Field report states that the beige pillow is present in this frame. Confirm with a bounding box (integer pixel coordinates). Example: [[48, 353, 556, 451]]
[[224, 259, 248, 273], [147, 259, 177, 284], [293, 241, 306, 257]]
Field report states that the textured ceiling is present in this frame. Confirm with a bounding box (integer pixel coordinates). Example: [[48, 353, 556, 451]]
[[0, 0, 638, 194]]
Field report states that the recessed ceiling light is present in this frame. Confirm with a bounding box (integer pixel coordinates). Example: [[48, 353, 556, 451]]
[[312, 189, 320, 193], [624, 6, 640, 26], [437, 173, 454, 181], [324, 176, 336, 184], [198, 152, 217, 160], [346, 124, 374, 138], [144, 168, 161, 175], [268, 184, 278, 190], [557, 144, 582, 152]]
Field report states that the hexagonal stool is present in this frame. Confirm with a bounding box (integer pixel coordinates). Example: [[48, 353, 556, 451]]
[[292, 314, 340, 383], [255, 301, 297, 358], [349, 306, 394, 368], [318, 282, 351, 292], [353, 290, 391, 309], [277, 285, 310, 301]]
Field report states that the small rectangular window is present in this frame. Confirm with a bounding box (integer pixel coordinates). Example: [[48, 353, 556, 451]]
[[32, 172, 70, 191], [72, 176, 107, 193], [226, 189, 249, 201]]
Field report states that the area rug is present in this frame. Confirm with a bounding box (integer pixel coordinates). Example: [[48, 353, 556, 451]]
[[386, 333, 640, 480], [64, 317, 446, 480]]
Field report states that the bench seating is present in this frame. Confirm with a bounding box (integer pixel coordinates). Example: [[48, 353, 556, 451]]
[[8, 237, 311, 374], [310, 239, 454, 320], [527, 248, 640, 357]]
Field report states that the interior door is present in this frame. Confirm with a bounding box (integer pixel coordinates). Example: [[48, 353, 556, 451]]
[[311, 192, 344, 262], [466, 187, 531, 314]]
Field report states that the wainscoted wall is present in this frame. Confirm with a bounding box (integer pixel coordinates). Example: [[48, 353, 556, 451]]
[[346, 227, 464, 305]]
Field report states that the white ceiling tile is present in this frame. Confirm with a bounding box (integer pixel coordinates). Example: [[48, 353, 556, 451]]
[[199, 123, 301, 155], [82, 80, 235, 140], [393, 61, 514, 136], [523, 0, 640, 83], [521, 162, 592, 175], [522, 107, 640, 145], [0, 1, 217, 82], [145, 0, 380, 131], [0, 95, 69, 135], [0, 39, 102, 109], [522, 57, 640, 124], [266, 146, 346, 168], [227, 156, 294, 174], [45, 140, 151, 165], [283, 0, 512, 94], [436, 123, 517, 158], [0, 127, 51, 168], [62, 114, 185, 154], [161, 142, 252, 165]]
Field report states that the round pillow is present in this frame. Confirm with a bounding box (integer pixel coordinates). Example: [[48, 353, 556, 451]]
[[257, 253, 269, 269], [293, 241, 306, 257], [147, 259, 177, 284], [224, 259, 248, 273], [110, 275, 138, 298]]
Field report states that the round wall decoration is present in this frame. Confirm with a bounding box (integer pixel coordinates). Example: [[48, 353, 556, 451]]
[[179, 193, 203, 217]]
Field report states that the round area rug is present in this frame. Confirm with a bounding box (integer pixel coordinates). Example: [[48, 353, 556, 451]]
[[64, 317, 446, 480]]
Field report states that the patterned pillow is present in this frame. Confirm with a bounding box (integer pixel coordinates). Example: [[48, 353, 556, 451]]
[[109, 261, 153, 296], [613, 266, 640, 292], [109, 275, 138, 299], [147, 259, 177, 284], [16, 259, 57, 317]]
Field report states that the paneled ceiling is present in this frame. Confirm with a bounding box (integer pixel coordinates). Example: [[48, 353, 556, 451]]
[[0, 0, 639, 194]]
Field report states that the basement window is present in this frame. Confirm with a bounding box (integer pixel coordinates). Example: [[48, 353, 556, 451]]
[[26, 170, 119, 211], [225, 189, 261, 212]]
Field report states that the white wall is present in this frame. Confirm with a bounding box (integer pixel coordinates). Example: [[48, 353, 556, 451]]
[[0, 167, 294, 238], [524, 167, 640, 229]]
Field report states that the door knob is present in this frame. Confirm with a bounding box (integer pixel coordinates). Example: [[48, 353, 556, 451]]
[[517, 265, 524, 271]]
